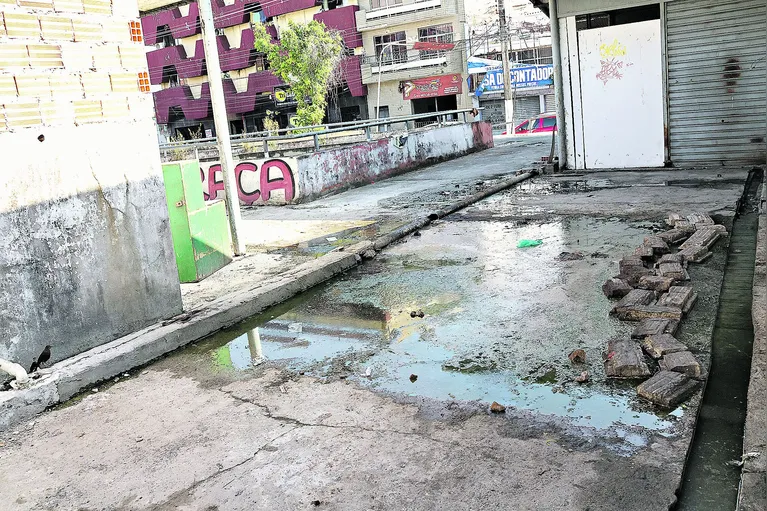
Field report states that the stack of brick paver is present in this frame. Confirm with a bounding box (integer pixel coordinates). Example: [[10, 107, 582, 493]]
[[601, 213, 726, 408]]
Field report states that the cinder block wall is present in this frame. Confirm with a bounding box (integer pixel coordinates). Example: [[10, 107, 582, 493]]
[[0, 0, 183, 369]]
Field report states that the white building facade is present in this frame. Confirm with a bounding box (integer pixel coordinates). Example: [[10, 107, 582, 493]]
[[543, 0, 767, 169]]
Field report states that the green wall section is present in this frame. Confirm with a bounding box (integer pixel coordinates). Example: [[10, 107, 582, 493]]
[[162, 161, 233, 283]]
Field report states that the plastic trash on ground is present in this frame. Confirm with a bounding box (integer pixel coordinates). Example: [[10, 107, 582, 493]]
[[517, 239, 543, 248]]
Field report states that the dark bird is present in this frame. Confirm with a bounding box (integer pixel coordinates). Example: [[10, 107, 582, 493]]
[[29, 345, 51, 373]]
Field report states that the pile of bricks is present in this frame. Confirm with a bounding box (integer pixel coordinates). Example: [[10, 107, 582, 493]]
[[601, 213, 727, 408]]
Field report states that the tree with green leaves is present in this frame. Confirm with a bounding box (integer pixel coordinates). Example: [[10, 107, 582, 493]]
[[253, 20, 344, 129]]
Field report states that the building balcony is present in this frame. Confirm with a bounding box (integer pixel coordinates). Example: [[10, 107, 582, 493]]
[[153, 70, 283, 123], [361, 49, 463, 85], [153, 56, 366, 124], [355, 0, 456, 32], [146, 28, 270, 84], [142, 0, 269, 45], [314, 5, 363, 49]]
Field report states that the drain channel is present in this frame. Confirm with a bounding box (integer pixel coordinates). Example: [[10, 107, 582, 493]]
[[675, 171, 762, 510]]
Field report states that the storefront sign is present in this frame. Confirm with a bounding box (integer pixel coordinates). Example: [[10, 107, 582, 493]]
[[402, 74, 463, 100], [475, 64, 554, 96], [412, 41, 456, 51]]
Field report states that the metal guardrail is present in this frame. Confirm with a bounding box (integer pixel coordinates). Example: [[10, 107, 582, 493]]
[[159, 108, 483, 156]]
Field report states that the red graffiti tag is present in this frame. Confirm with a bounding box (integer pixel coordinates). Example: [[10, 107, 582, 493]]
[[202, 159, 296, 205], [596, 58, 632, 85]]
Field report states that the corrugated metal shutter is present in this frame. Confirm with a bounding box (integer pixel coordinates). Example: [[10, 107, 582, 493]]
[[513, 96, 541, 126], [666, 0, 767, 165], [545, 95, 556, 113]]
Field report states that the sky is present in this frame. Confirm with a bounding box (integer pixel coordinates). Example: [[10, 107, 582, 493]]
[[465, 0, 549, 28]]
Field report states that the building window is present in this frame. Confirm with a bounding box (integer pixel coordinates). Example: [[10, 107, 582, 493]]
[[417, 23, 453, 60], [253, 54, 268, 72], [374, 32, 407, 65], [575, 5, 660, 31], [371, 0, 402, 9]]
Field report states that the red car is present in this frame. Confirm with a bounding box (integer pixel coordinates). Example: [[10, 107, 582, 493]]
[[502, 113, 557, 135], [515, 113, 557, 134]]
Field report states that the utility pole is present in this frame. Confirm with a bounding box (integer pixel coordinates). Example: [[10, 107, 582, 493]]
[[199, 0, 246, 256], [498, 0, 514, 135]]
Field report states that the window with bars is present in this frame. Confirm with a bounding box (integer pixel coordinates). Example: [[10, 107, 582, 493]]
[[417, 23, 453, 60], [373, 31, 408, 65]]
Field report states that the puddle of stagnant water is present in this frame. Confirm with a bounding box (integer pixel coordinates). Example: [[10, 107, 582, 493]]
[[170, 216, 689, 436]]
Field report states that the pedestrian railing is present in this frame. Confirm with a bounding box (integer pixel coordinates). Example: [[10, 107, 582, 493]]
[[158, 108, 483, 158]]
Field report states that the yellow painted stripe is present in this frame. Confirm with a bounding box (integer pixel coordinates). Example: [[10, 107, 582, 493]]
[[40, 15, 74, 42], [4, 100, 42, 127], [4, 12, 40, 39]]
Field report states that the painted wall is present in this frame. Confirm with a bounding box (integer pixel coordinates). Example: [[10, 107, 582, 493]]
[[296, 122, 493, 202], [578, 21, 663, 168], [200, 158, 300, 206], [0, 0, 183, 370], [184, 122, 493, 206]]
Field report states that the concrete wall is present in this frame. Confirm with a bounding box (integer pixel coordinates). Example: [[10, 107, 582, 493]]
[[296, 122, 494, 202], [0, 0, 183, 370], [184, 121, 494, 206]]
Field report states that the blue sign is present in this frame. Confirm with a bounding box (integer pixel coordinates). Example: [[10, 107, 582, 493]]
[[475, 64, 554, 97]]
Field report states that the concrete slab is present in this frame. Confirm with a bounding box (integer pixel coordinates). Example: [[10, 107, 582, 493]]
[[641, 334, 688, 359], [0, 165, 747, 510], [637, 371, 700, 409]]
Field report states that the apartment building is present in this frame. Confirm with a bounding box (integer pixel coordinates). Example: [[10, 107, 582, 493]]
[[357, 0, 471, 122], [139, 0, 368, 141]]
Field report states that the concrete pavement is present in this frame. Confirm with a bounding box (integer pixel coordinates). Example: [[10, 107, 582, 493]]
[[0, 165, 753, 511], [181, 136, 550, 310]]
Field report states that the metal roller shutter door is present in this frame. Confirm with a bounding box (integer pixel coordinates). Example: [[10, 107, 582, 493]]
[[666, 0, 767, 165], [513, 96, 541, 126], [545, 95, 556, 113]]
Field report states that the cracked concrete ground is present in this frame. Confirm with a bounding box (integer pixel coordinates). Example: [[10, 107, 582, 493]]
[[0, 369, 693, 511], [0, 165, 753, 511]]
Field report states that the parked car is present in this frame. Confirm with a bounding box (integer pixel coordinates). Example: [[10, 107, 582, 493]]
[[502, 114, 557, 135]]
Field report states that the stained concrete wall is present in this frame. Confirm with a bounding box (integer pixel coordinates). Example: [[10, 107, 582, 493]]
[[175, 121, 494, 206], [296, 122, 494, 202], [0, 0, 183, 370]]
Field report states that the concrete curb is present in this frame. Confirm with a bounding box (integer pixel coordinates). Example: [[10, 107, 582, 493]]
[[0, 171, 537, 432], [739, 178, 767, 511]]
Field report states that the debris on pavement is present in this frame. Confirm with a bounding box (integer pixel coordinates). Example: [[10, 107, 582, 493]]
[[641, 334, 688, 359], [631, 318, 680, 339], [568, 349, 587, 364], [634, 244, 655, 261], [602, 278, 633, 299], [602, 213, 726, 407], [618, 256, 653, 285], [657, 229, 689, 245], [610, 289, 656, 316], [362, 250, 377, 260], [657, 253, 685, 265], [490, 402, 506, 414], [657, 287, 698, 315], [604, 339, 651, 379], [637, 275, 675, 293], [409, 374, 418, 383], [658, 262, 688, 281], [517, 239, 543, 248], [659, 351, 703, 378], [614, 305, 683, 322], [575, 371, 590, 384], [637, 371, 700, 408], [557, 251, 584, 261], [643, 236, 670, 255]]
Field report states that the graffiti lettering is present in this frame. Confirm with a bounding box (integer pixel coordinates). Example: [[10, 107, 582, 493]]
[[201, 158, 298, 205], [599, 39, 627, 59]]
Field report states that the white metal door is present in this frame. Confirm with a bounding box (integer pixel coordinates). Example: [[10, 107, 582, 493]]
[[666, 0, 767, 165], [578, 20, 664, 168]]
